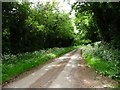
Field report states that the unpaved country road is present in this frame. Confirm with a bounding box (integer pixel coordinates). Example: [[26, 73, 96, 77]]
[[3, 49, 119, 88]]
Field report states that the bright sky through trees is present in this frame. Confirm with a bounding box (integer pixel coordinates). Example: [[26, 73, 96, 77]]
[[29, 0, 78, 33], [30, 0, 75, 13]]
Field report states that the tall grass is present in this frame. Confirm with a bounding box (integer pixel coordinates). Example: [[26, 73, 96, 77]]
[[82, 42, 120, 83], [2, 46, 77, 84]]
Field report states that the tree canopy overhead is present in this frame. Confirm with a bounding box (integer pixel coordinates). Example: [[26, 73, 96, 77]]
[[72, 2, 120, 47], [2, 1, 120, 55]]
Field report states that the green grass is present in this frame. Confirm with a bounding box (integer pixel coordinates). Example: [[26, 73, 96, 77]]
[[82, 42, 120, 84], [85, 56, 119, 78], [2, 46, 78, 84]]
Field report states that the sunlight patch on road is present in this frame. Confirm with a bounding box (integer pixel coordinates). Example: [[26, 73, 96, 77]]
[[59, 56, 70, 60], [66, 64, 71, 66], [103, 84, 113, 88], [66, 76, 70, 79], [83, 79, 90, 84], [52, 65, 56, 67], [71, 56, 77, 59], [72, 65, 76, 68], [32, 73, 35, 76], [56, 65, 61, 67], [47, 65, 52, 68], [66, 77, 72, 82], [78, 64, 81, 66], [78, 64, 86, 67], [45, 69, 49, 71]]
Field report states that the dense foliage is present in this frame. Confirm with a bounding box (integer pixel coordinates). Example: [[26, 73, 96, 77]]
[[72, 2, 120, 48], [83, 42, 120, 82], [2, 2, 74, 54]]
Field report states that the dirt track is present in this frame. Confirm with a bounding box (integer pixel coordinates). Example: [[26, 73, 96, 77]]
[[3, 49, 119, 88]]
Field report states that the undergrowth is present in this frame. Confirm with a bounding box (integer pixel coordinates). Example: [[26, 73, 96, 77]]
[[82, 42, 120, 83]]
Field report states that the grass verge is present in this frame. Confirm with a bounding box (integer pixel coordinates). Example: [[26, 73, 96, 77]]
[[2, 46, 78, 84], [82, 42, 120, 85]]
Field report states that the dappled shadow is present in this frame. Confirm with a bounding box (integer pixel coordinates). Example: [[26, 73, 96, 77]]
[[71, 58, 119, 88]]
